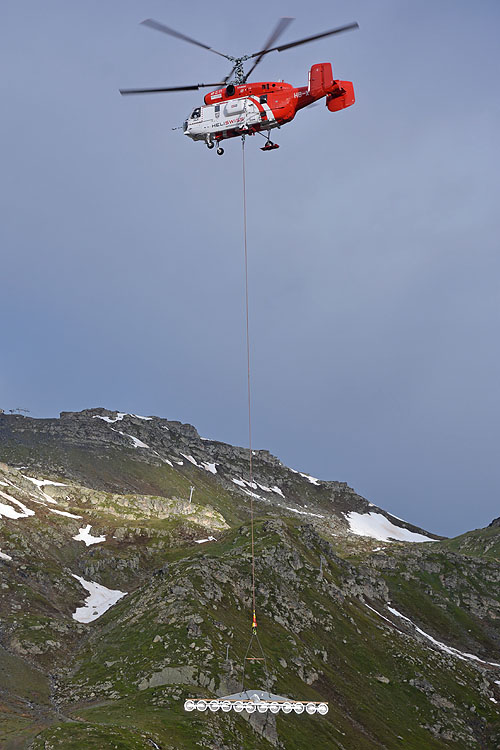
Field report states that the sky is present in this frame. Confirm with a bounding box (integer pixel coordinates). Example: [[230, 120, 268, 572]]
[[1, 0, 499, 537]]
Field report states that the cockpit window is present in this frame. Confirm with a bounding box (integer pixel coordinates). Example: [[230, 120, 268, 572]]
[[191, 108, 201, 119]]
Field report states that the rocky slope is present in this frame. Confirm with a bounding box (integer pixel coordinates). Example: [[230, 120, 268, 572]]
[[0, 409, 499, 749]]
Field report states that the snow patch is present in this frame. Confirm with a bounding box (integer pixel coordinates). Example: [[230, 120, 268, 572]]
[[387, 606, 500, 667], [286, 506, 325, 519], [256, 483, 273, 493], [243, 489, 264, 500], [93, 412, 152, 424], [299, 472, 320, 486], [72, 525, 106, 546], [180, 453, 218, 473], [364, 603, 395, 626], [48, 508, 83, 519], [232, 477, 258, 489], [124, 433, 149, 449], [93, 413, 127, 423], [290, 468, 321, 485], [181, 453, 199, 466], [39, 492, 58, 505], [0, 491, 36, 520], [385, 511, 408, 523], [71, 574, 127, 623], [111, 430, 149, 449], [22, 475, 67, 488], [22, 476, 65, 503], [345, 512, 436, 543], [194, 536, 217, 544], [232, 478, 278, 502], [0, 550, 13, 561]]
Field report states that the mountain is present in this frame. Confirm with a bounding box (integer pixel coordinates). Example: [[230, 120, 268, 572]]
[[0, 408, 499, 750]]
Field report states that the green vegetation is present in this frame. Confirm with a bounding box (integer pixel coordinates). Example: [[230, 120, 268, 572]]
[[37, 519, 498, 750], [0, 434, 499, 749], [442, 526, 500, 560]]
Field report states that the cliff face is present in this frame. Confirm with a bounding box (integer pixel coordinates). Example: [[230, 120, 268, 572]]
[[0, 410, 499, 750]]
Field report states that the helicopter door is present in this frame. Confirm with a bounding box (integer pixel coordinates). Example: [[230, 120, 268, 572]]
[[224, 99, 245, 115], [214, 104, 220, 119]]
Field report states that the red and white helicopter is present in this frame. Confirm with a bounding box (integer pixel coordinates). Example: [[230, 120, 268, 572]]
[[120, 18, 358, 154]]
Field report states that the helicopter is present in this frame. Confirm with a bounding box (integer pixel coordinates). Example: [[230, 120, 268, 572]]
[[120, 18, 358, 154]]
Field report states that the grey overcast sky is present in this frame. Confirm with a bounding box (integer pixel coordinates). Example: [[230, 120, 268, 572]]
[[1, 1, 499, 537]]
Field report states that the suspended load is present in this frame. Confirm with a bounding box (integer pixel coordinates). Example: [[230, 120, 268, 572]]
[[184, 690, 328, 716]]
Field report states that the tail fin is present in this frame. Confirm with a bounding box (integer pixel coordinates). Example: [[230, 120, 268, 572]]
[[308, 63, 334, 97], [308, 64, 355, 111]]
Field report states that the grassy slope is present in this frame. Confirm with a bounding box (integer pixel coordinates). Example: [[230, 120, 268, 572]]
[[30, 522, 500, 750], [442, 526, 500, 561], [0, 646, 54, 750]]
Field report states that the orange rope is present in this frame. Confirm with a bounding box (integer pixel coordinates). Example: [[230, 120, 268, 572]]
[[241, 136, 256, 632]]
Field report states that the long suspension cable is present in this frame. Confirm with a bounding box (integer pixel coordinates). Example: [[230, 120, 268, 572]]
[[240, 135, 269, 691], [241, 136, 257, 632]]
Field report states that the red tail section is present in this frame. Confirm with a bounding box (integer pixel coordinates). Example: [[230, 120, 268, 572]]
[[308, 63, 334, 97], [327, 81, 355, 111], [308, 65, 355, 111]]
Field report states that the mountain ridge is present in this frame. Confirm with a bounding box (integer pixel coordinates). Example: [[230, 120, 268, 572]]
[[0, 408, 441, 543]]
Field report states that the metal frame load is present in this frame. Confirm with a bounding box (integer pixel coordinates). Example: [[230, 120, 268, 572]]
[[184, 690, 328, 716]]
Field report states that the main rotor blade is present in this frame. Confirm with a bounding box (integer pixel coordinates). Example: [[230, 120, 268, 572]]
[[244, 17, 294, 81], [120, 83, 224, 95], [141, 19, 230, 60], [249, 22, 359, 59]]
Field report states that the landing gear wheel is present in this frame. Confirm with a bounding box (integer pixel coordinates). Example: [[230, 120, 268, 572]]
[[217, 147, 224, 156], [206, 142, 215, 150]]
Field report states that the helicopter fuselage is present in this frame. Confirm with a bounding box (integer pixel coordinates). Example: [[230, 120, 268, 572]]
[[120, 19, 359, 152], [183, 64, 355, 146]]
